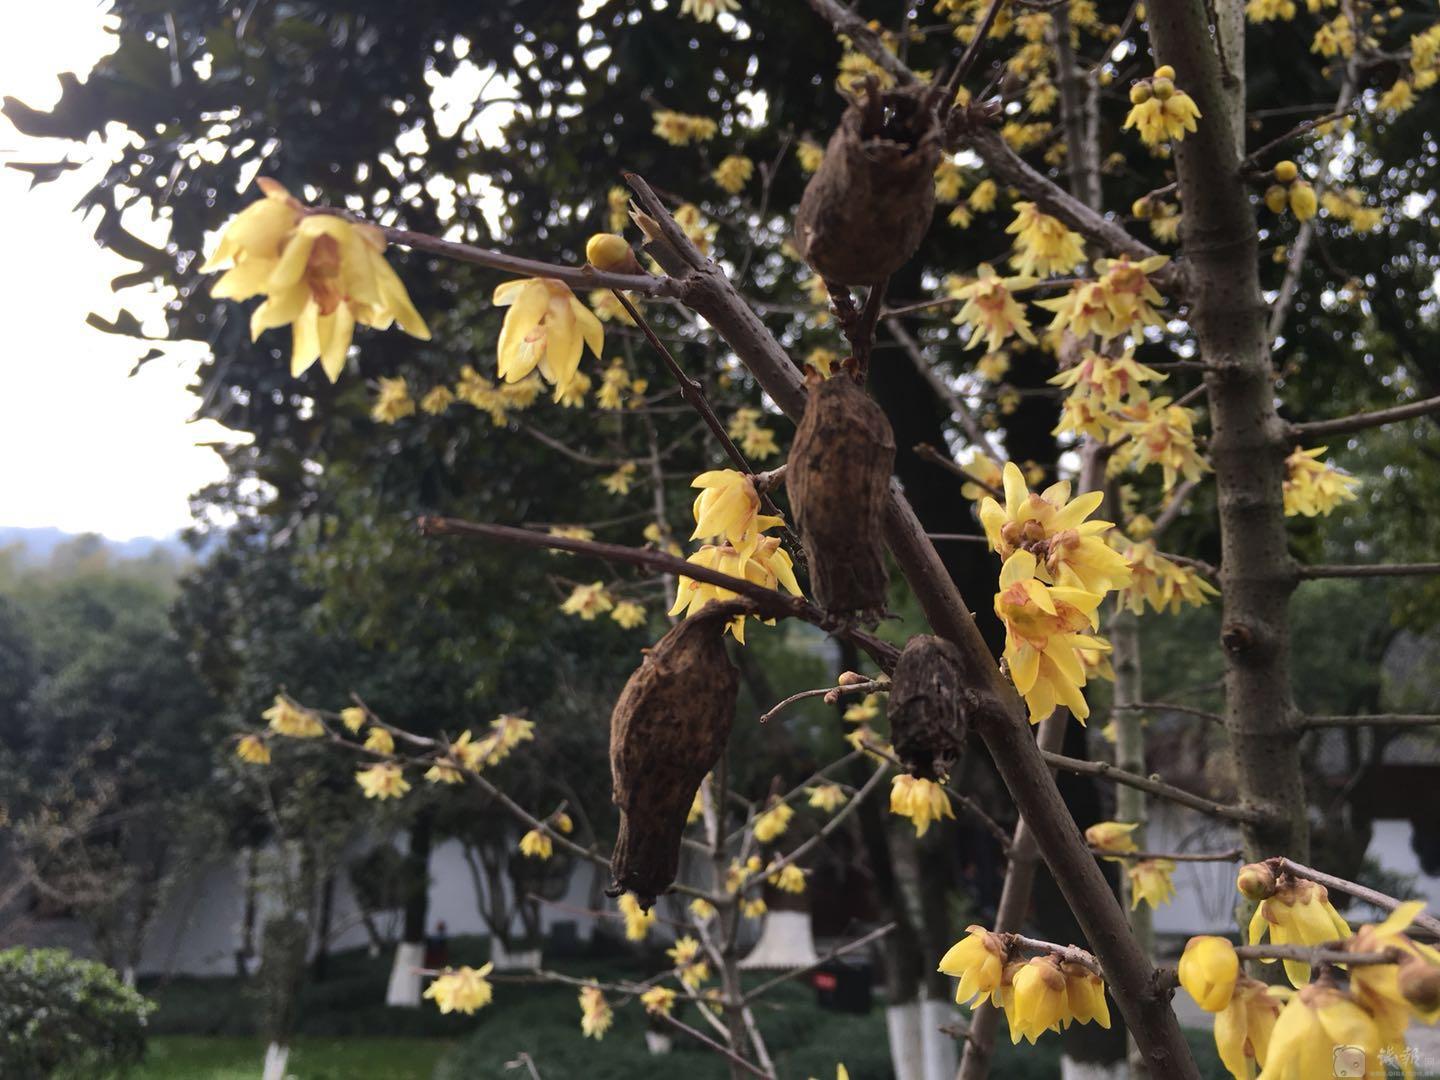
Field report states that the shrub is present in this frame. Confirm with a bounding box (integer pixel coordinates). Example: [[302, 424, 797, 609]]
[[0, 947, 154, 1079]]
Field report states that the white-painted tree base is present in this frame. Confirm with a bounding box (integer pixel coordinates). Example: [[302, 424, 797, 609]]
[[262, 1041, 289, 1080], [385, 941, 424, 1007], [644, 1031, 673, 1055], [1060, 1055, 1127, 1080], [489, 939, 542, 971], [886, 1001, 924, 1080], [920, 997, 960, 1080]]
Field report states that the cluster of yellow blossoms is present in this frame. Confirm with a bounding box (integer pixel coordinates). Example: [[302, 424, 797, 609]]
[[1175, 862, 1440, 1079], [890, 775, 955, 836], [1123, 66, 1202, 147], [493, 277, 605, 399], [1037, 255, 1171, 342], [937, 928, 1111, 1044], [1282, 446, 1360, 517], [1086, 819, 1178, 909], [727, 408, 781, 459], [950, 264, 1038, 353], [712, 154, 755, 194], [982, 463, 1131, 723], [424, 963, 494, 1015], [669, 469, 801, 642], [1007, 202, 1086, 278], [203, 179, 430, 381], [652, 108, 718, 146]]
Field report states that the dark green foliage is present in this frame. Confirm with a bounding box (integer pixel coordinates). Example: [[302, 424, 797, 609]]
[[0, 947, 154, 1080]]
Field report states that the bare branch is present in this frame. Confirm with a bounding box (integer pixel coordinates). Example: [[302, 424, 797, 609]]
[[1041, 751, 1270, 825], [1288, 393, 1440, 439], [380, 226, 679, 297], [1115, 701, 1223, 723], [1297, 562, 1440, 580], [742, 922, 896, 1003], [1301, 714, 1440, 729], [758, 680, 888, 724], [1091, 847, 1243, 862], [653, 1010, 774, 1079]]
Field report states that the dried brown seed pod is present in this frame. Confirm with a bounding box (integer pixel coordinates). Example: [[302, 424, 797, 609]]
[[887, 635, 973, 781], [608, 600, 743, 909], [793, 82, 943, 285], [786, 372, 896, 622]]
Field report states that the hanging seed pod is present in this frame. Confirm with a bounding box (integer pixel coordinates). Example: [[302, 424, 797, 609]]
[[608, 601, 743, 909], [793, 81, 943, 285], [887, 635, 973, 781], [786, 370, 896, 622]]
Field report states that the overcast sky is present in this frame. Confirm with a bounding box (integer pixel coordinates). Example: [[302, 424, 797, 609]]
[[0, 0, 233, 541]]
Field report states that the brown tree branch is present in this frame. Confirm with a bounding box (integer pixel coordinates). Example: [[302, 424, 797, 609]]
[[741, 922, 897, 1003], [1297, 562, 1440, 580], [1269, 857, 1440, 938], [1301, 714, 1440, 729], [1115, 701, 1223, 723], [1042, 751, 1269, 825], [1091, 848, 1243, 862], [1288, 393, 1440, 439]]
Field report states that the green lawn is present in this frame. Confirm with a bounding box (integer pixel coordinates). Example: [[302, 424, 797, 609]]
[[129, 1036, 451, 1079]]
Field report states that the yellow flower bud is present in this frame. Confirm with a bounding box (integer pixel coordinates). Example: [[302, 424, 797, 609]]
[[1289, 180, 1318, 221], [1154, 64, 1175, 79], [1132, 197, 1152, 219], [1129, 82, 1153, 104], [1264, 185, 1289, 214], [1151, 76, 1175, 100], [1398, 955, 1440, 1018], [1178, 936, 1239, 1012], [586, 233, 642, 274], [1273, 159, 1298, 183], [1237, 861, 1277, 901]]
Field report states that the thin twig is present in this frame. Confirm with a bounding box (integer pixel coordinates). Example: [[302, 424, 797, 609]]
[[1301, 714, 1440, 729], [652, 1011, 774, 1079], [1090, 847, 1243, 862], [1041, 750, 1269, 826], [1114, 701, 1223, 723], [1288, 393, 1440, 439], [742, 922, 897, 1002], [1296, 562, 1440, 580], [758, 681, 888, 724], [760, 761, 891, 880]]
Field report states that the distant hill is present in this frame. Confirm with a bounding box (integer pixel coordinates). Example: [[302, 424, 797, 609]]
[[0, 526, 192, 567]]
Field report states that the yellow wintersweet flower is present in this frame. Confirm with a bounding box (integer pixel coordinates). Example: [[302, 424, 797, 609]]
[[263, 695, 324, 738], [453, 365, 510, 425], [843, 692, 883, 724], [424, 964, 494, 1015], [419, 385, 454, 415], [689, 897, 717, 922], [797, 139, 825, 173], [742, 897, 768, 918], [938, 925, 1008, 1008], [934, 159, 967, 203], [1246, 0, 1296, 20], [1379, 78, 1416, 115], [641, 986, 678, 1016], [340, 706, 366, 733], [673, 203, 714, 254], [1061, 962, 1110, 1029], [602, 462, 637, 495], [519, 829, 553, 860], [556, 371, 591, 408], [1113, 537, 1218, 615], [1215, 976, 1284, 1079], [713, 154, 755, 194], [1006, 203, 1086, 278], [1179, 936, 1240, 1012], [1259, 983, 1381, 1079], [610, 601, 647, 629], [668, 936, 711, 989], [889, 775, 954, 837], [976, 352, 1009, 382], [364, 727, 395, 755], [356, 763, 410, 800], [959, 451, 1005, 502], [1247, 876, 1352, 987], [1311, 13, 1354, 57], [1128, 859, 1176, 909], [807, 783, 849, 813], [1123, 67, 1201, 146], [1039, 255, 1171, 342], [668, 535, 802, 643], [680, 0, 740, 21], [768, 863, 807, 893], [204, 179, 430, 382], [1111, 396, 1210, 490], [589, 288, 637, 326], [493, 278, 603, 398], [1282, 446, 1360, 517], [561, 582, 615, 621], [1349, 901, 1440, 1050], [951, 264, 1039, 353], [994, 550, 1109, 724], [690, 468, 775, 557], [836, 50, 896, 96], [1050, 349, 1166, 440], [597, 358, 632, 410], [369, 377, 415, 424], [969, 179, 998, 212], [491, 714, 536, 757], [753, 800, 795, 844], [236, 735, 271, 765], [652, 109, 719, 146], [1007, 956, 1069, 1043], [1085, 820, 1140, 856], [726, 855, 763, 895], [578, 985, 612, 1039], [978, 462, 1133, 594], [618, 893, 656, 941], [424, 763, 463, 785]]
